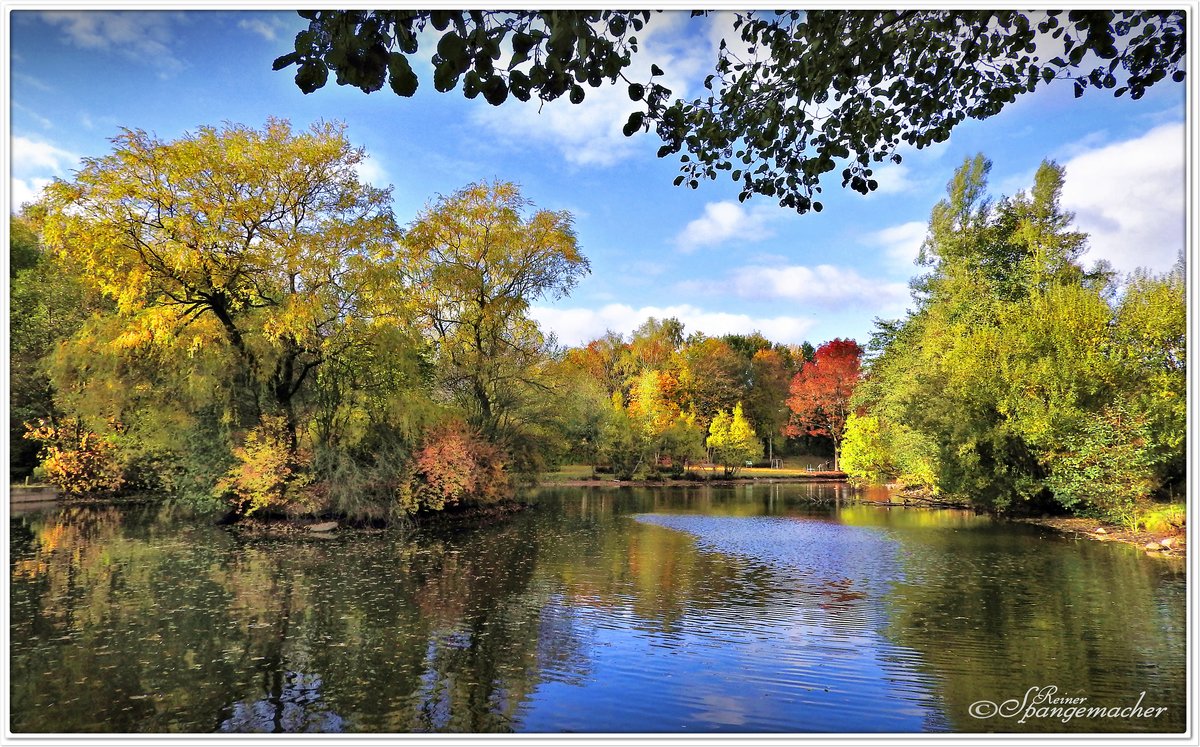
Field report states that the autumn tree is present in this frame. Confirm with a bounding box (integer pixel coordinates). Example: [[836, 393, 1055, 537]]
[[563, 331, 634, 401], [38, 120, 418, 516], [406, 181, 589, 444], [627, 369, 681, 441], [706, 403, 759, 476], [276, 10, 1184, 211], [629, 317, 684, 370], [673, 336, 747, 427], [745, 347, 794, 463], [785, 339, 864, 470], [42, 120, 402, 443]]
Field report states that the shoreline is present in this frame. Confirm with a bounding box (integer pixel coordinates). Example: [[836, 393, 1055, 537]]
[[223, 499, 533, 538], [1013, 515, 1186, 559], [16, 487, 1186, 560], [538, 474, 848, 489]]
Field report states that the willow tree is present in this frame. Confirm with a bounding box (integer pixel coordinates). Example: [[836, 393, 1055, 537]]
[[405, 181, 589, 444], [41, 119, 404, 451]]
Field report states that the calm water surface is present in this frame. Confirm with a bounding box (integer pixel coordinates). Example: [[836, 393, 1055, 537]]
[[9, 484, 1187, 733]]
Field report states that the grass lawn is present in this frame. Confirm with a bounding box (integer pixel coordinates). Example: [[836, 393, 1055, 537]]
[[541, 464, 599, 481], [542, 458, 842, 482]]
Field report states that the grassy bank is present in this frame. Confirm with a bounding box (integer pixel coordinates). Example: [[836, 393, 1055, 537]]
[[542, 458, 845, 485]]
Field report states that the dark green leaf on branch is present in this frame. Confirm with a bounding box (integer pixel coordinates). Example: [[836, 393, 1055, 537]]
[[623, 111, 644, 137], [388, 53, 418, 97]]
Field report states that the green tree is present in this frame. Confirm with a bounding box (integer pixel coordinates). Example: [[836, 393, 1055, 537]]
[[657, 413, 706, 477], [1041, 402, 1164, 522], [9, 212, 96, 480], [549, 363, 613, 473], [706, 402, 759, 476], [599, 394, 647, 480], [276, 10, 1184, 211], [745, 347, 793, 463], [839, 413, 892, 486], [674, 336, 747, 427], [9, 215, 40, 277], [857, 155, 1184, 516], [1112, 267, 1187, 489]]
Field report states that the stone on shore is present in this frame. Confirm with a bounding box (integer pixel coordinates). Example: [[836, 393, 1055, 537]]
[[308, 521, 338, 533]]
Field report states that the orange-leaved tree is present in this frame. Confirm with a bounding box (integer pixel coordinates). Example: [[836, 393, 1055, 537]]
[[785, 339, 864, 470]]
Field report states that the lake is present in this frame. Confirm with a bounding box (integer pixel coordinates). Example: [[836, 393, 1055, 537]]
[[9, 484, 1187, 733]]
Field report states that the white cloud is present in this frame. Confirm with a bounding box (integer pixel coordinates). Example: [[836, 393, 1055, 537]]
[[471, 11, 710, 167], [12, 135, 78, 175], [10, 136, 78, 213], [530, 303, 816, 346], [237, 16, 292, 42], [11, 178, 53, 213], [13, 102, 53, 130], [1060, 123, 1185, 275], [1049, 129, 1110, 161], [864, 220, 927, 274], [674, 200, 782, 252], [868, 164, 917, 195], [38, 11, 187, 75], [729, 264, 909, 310], [354, 154, 389, 187]]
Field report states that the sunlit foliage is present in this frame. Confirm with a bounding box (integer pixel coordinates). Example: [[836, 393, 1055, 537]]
[[785, 339, 864, 470], [24, 418, 124, 496], [406, 181, 589, 447], [854, 156, 1186, 517], [706, 403, 759, 476]]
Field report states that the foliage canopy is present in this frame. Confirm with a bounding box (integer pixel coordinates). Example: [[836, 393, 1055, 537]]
[[274, 10, 1185, 212]]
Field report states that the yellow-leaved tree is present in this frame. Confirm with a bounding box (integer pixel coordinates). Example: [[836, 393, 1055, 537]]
[[706, 402, 759, 476], [41, 119, 408, 513], [405, 181, 589, 452]]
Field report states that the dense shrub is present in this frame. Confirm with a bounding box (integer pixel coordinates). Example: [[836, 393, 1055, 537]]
[[216, 415, 314, 516], [23, 418, 123, 496], [406, 420, 511, 513]]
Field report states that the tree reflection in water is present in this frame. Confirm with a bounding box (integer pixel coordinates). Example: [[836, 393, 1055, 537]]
[[220, 671, 343, 732], [9, 488, 1188, 734]]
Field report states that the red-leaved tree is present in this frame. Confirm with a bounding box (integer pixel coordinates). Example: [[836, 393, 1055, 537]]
[[784, 339, 864, 470]]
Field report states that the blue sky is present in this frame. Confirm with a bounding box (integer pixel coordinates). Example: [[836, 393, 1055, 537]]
[[7, 10, 1188, 347]]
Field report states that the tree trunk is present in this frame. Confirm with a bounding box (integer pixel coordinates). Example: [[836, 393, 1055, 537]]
[[207, 298, 261, 428], [473, 377, 494, 436]]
